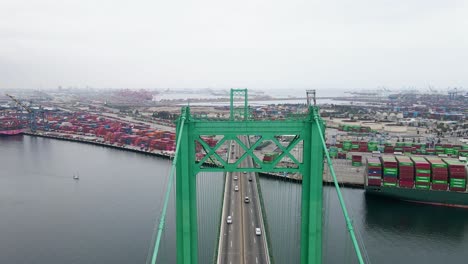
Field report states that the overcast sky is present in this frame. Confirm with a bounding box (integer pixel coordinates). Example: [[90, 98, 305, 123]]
[[1, 0, 467, 90]]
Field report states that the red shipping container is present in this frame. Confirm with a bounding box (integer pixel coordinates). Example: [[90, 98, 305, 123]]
[[352, 155, 362, 162], [432, 175, 448, 181], [449, 173, 466, 179], [399, 175, 414, 180], [450, 187, 466, 192], [416, 173, 431, 177], [399, 180, 414, 188], [383, 177, 398, 183], [399, 171, 414, 175], [432, 183, 448, 191], [368, 179, 382, 186], [449, 168, 466, 173]]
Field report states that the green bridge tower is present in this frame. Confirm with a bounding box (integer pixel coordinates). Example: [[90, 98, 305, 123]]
[[175, 89, 324, 264]]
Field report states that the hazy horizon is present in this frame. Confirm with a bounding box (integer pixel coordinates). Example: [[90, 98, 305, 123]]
[[1, 0, 467, 90]]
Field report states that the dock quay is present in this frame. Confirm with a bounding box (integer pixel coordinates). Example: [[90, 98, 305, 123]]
[[22, 131, 367, 188]]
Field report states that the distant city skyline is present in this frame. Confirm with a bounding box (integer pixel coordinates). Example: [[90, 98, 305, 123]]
[[1, 0, 467, 89]]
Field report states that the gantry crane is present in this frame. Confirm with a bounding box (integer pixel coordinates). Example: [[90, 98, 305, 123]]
[[5, 94, 37, 132]]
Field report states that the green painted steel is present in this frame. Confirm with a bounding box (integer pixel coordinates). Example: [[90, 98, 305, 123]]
[[314, 116, 365, 264], [176, 107, 198, 264], [168, 89, 365, 264], [230, 88, 248, 121], [173, 93, 326, 264], [150, 112, 187, 264], [300, 108, 323, 264]]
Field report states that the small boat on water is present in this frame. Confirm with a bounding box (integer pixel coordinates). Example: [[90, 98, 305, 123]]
[[73, 172, 79, 180]]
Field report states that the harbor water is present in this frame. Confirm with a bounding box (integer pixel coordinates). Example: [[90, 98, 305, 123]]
[[1, 135, 468, 263]]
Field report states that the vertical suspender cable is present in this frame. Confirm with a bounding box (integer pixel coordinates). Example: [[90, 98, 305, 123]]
[[313, 114, 365, 264], [150, 113, 186, 264]]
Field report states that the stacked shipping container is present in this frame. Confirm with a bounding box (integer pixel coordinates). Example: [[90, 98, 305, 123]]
[[365, 155, 467, 192], [424, 157, 448, 191], [410, 156, 432, 190], [380, 156, 398, 187], [396, 156, 414, 188], [366, 157, 382, 186], [263, 152, 279, 163], [443, 158, 467, 192], [352, 155, 362, 166]]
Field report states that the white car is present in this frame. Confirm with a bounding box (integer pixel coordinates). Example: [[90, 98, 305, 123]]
[[255, 228, 261, 236], [227, 216, 232, 224], [234, 185, 239, 192], [233, 176, 238, 181]]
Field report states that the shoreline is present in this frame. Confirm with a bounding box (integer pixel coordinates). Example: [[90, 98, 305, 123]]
[[20, 131, 364, 188]]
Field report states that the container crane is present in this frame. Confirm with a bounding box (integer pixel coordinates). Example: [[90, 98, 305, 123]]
[[5, 94, 37, 132]]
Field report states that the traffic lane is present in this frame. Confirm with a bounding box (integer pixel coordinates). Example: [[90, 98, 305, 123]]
[[232, 172, 243, 263], [241, 172, 253, 263], [248, 173, 268, 264], [243, 137, 268, 263], [240, 137, 267, 264], [221, 172, 242, 264], [221, 172, 233, 264], [231, 173, 244, 264], [243, 173, 260, 262], [242, 171, 264, 264]]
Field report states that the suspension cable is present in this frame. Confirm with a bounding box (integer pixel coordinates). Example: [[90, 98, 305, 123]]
[[313, 115, 365, 264], [150, 112, 187, 264]]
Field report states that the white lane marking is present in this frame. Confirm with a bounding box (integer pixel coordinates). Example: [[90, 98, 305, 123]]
[[250, 208, 253, 214], [230, 240, 232, 248], [254, 237, 256, 244], [252, 221, 254, 227], [256, 257, 258, 263]]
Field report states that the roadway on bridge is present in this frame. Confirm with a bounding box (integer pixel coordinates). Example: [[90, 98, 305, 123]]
[[218, 137, 269, 264]]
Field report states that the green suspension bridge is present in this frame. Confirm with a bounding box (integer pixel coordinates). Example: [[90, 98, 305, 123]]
[[148, 89, 367, 264]]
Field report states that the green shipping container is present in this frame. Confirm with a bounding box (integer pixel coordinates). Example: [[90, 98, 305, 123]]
[[432, 180, 448, 184], [399, 162, 413, 166], [383, 182, 397, 187], [450, 178, 466, 184], [343, 143, 352, 150], [368, 145, 378, 151], [416, 169, 431, 174], [415, 185, 430, 190], [415, 176, 431, 182], [352, 162, 362, 167]]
